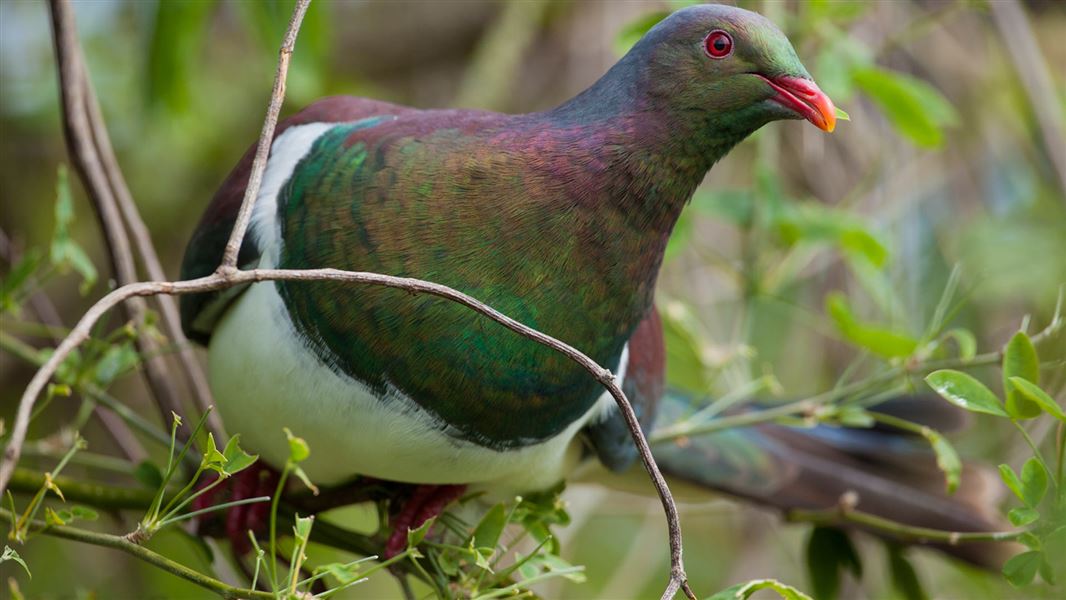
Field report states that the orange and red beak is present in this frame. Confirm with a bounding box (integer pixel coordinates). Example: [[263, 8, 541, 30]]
[[756, 75, 836, 132]]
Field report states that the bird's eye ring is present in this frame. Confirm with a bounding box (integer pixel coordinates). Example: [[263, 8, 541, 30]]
[[704, 30, 733, 59]]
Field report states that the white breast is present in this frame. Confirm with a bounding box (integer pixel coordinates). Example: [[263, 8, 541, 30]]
[[207, 122, 625, 495]]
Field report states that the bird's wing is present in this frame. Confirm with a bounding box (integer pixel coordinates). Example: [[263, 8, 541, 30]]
[[179, 97, 414, 343]]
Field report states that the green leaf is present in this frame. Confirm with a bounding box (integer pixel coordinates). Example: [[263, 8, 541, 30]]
[[925, 370, 1008, 417], [834, 107, 850, 122], [1008, 377, 1066, 422], [1038, 556, 1057, 586], [1003, 331, 1041, 418], [614, 11, 669, 56], [1020, 457, 1047, 508], [1003, 550, 1042, 587], [293, 514, 314, 542], [49, 165, 97, 294], [0, 248, 42, 313], [707, 578, 813, 600], [836, 406, 875, 428], [200, 432, 227, 473], [998, 464, 1026, 504], [471, 503, 508, 552], [44, 507, 68, 526], [145, 0, 217, 114], [92, 342, 141, 387], [283, 427, 310, 463], [71, 506, 98, 521], [221, 434, 258, 476], [886, 545, 928, 600], [472, 546, 494, 572], [940, 329, 977, 361], [1008, 507, 1040, 527], [406, 516, 435, 548], [1, 545, 30, 578], [775, 205, 889, 268], [290, 465, 318, 496], [827, 294, 918, 359], [805, 527, 862, 600], [921, 429, 961, 494], [319, 562, 363, 585], [852, 67, 957, 148]]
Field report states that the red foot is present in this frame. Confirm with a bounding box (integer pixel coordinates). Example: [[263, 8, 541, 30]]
[[193, 465, 279, 554], [384, 484, 466, 558]]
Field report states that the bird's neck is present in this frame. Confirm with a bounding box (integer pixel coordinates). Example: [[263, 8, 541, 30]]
[[538, 77, 752, 291]]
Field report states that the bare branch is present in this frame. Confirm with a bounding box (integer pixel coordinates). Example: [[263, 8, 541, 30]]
[[220, 0, 311, 268], [0, 266, 692, 598], [48, 0, 194, 440], [23, 0, 694, 596], [81, 50, 219, 434]]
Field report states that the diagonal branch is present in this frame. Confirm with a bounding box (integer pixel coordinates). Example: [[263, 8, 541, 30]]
[[81, 49, 219, 434], [21, 1, 694, 597], [0, 267, 694, 599], [219, 0, 311, 269], [48, 0, 204, 442]]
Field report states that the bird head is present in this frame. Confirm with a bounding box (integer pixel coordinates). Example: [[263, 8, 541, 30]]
[[630, 4, 836, 133]]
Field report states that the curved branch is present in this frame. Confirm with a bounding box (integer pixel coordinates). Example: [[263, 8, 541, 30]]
[[0, 265, 692, 598], [26, 0, 693, 597], [220, 0, 311, 268], [48, 0, 197, 440]]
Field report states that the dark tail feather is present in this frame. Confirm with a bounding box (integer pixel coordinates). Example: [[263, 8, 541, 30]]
[[648, 392, 1011, 568]]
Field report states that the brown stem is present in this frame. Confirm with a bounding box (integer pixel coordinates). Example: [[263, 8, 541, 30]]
[[80, 43, 219, 435], [0, 266, 693, 598], [48, 0, 194, 442], [219, 0, 311, 268]]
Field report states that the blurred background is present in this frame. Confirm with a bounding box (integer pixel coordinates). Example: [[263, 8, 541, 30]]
[[1, 0, 1064, 598]]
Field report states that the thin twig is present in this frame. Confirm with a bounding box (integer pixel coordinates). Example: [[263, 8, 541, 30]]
[[0, 508, 272, 600], [786, 506, 1026, 545], [0, 227, 145, 463], [0, 267, 693, 598], [48, 0, 192, 441], [219, 0, 311, 268], [26, 1, 694, 596], [80, 37, 219, 435]]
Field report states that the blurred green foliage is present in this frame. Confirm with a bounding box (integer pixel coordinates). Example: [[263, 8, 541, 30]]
[[1, 0, 1065, 598]]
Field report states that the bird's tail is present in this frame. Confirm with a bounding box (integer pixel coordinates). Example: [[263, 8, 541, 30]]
[[631, 392, 1009, 568]]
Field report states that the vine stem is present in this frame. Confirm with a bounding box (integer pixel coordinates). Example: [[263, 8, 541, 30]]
[[0, 508, 272, 600], [787, 506, 1027, 545], [648, 344, 1049, 443]]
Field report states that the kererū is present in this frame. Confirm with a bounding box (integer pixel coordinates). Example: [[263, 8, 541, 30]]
[[180, 4, 1003, 564]]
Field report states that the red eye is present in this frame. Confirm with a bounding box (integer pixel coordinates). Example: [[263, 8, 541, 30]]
[[704, 30, 733, 59]]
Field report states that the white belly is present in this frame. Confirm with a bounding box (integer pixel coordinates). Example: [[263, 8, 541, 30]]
[[208, 279, 621, 494]]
